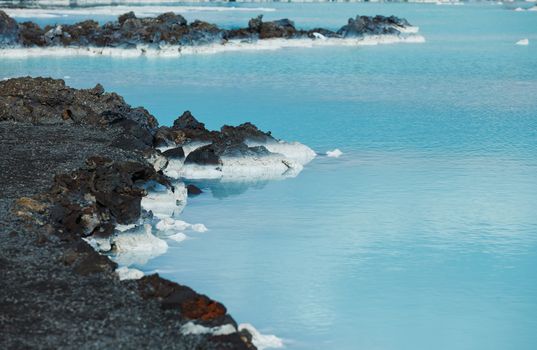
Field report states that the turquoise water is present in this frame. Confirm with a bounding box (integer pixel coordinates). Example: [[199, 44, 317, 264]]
[[2, 3, 537, 349]]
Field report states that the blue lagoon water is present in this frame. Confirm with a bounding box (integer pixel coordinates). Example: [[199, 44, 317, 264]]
[[2, 3, 537, 349]]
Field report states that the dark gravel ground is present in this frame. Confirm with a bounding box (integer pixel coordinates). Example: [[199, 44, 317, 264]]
[[0, 122, 244, 349]]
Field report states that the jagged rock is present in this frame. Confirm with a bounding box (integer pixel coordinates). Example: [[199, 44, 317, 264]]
[[171, 111, 217, 142], [118, 11, 136, 25], [0, 10, 18, 45], [174, 110, 206, 130], [165, 111, 276, 167], [169, 111, 272, 146], [220, 122, 272, 144], [247, 15, 297, 39], [156, 12, 187, 27], [337, 15, 411, 37]]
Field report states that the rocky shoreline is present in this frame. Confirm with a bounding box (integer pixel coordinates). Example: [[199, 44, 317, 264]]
[[0, 77, 314, 348], [0, 9, 419, 51]]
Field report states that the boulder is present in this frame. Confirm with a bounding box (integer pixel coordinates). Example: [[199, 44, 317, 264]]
[[337, 15, 411, 37], [186, 184, 203, 196], [248, 15, 297, 39], [162, 147, 185, 159]]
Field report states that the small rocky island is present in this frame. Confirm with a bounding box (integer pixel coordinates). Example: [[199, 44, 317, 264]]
[[0, 10, 418, 50]]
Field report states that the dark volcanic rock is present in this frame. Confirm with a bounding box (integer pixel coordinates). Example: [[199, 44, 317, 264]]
[[247, 15, 297, 39], [162, 111, 275, 167], [169, 111, 272, 145], [0, 10, 18, 45], [184, 142, 272, 167], [162, 146, 185, 159], [0, 10, 415, 49], [174, 110, 206, 130], [337, 15, 411, 37], [138, 274, 229, 323], [15, 156, 169, 239], [0, 77, 158, 149], [186, 184, 203, 196], [154, 126, 186, 147], [171, 110, 217, 142], [18, 21, 45, 46], [185, 144, 222, 165], [220, 122, 272, 144]]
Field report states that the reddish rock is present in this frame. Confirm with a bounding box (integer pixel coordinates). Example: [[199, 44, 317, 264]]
[[138, 274, 227, 322]]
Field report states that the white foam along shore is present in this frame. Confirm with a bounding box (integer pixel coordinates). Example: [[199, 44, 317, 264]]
[[162, 139, 316, 181], [0, 33, 426, 59], [1, 5, 276, 19]]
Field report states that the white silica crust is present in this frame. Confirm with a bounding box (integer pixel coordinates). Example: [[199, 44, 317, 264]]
[[147, 151, 168, 172], [391, 25, 420, 34], [140, 181, 187, 219], [167, 232, 188, 242], [238, 324, 284, 350], [179, 154, 303, 181], [83, 236, 112, 252], [85, 224, 168, 266], [111, 224, 168, 266], [245, 140, 317, 165], [516, 38, 529, 46], [112, 224, 167, 252], [154, 217, 207, 234], [0, 35, 426, 59], [115, 266, 144, 280], [326, 148, 343, 158], [191, 223, 208, 233], [180, 322, 237, 336], [163, 160, 183, 179]]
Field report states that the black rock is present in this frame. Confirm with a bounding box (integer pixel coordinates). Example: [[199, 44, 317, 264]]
[[162, 146, 185, 159], [337, 14, 411, 37], [186, 184, 203, 196], [185, 144, 221, 165], [173, 110, 206, 130]]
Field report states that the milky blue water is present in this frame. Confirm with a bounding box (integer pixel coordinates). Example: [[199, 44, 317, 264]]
[[2, 3, 537, 349]]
